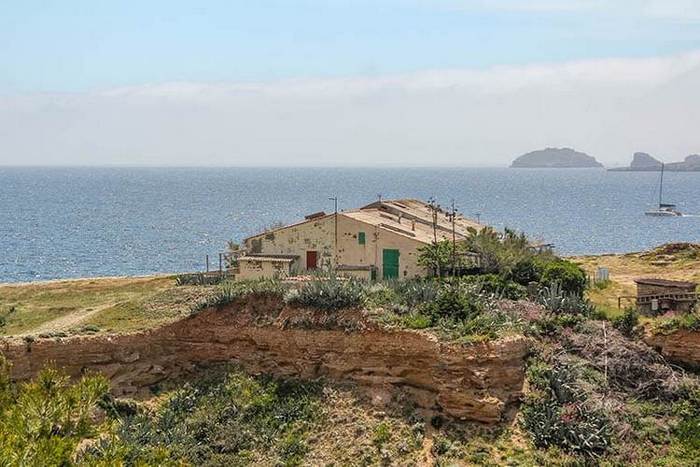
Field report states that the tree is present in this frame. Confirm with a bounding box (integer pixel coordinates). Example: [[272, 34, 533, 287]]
[[418, 240, 468, 277]]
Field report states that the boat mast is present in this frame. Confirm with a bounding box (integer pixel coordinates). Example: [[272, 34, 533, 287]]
[[659, 162, 664, 207]]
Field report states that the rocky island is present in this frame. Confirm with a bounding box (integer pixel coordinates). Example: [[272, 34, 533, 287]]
[[510, 147, 604, 168], [609, 152, 700, 171]]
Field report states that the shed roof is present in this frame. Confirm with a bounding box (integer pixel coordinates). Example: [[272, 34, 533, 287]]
[[239, 254, 298, 263], [634, 278, 697, 288]]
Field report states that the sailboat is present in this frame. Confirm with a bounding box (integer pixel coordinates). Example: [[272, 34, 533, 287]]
[[645, 163, 682, 216]]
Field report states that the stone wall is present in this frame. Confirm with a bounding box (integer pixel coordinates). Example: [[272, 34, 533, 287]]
[[1, 297, 529, 423]]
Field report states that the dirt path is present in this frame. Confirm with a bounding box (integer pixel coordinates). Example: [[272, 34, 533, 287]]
[[19, 303, 115, 336]]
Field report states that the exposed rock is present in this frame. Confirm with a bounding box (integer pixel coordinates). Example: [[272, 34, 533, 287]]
[[0, 297, 529, 424], [510, 147, 603, 168], [644, 329, 700, 369]]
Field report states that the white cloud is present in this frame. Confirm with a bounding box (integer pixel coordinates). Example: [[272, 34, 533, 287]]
[[1, 51, 699, 167], [420, 0, 700, 20]]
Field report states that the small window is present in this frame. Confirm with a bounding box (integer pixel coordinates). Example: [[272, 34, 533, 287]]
[[358, 232, 366, 245]]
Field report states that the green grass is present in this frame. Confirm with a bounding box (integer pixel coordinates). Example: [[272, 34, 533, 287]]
[[83, 285, 218, 333], [0, 276, 207, 335]]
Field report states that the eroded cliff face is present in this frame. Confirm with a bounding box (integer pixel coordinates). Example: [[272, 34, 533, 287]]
[[1, 296, 529, 423], [645, 330, 700, 369]]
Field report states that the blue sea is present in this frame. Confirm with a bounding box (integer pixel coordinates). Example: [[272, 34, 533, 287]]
[[1, 167, 699, 283]]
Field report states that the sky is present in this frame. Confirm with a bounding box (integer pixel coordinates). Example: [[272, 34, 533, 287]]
[[1, 0, 699, 167]]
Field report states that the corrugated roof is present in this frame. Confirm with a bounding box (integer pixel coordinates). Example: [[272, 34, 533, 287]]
[[634, 278, 697, 288]]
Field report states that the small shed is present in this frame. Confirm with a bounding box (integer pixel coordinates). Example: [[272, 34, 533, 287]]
[[634, 278, 698, 315], [235, 255, 299, 280]]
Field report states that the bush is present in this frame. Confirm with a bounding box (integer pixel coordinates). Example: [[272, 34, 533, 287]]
[[285, 276, 366, 311], [391, 279, 440, 307], [175, 272, 226, 286], [463, 274, 526, 300], [425, 279, 483, 321], [537, 283, 596, 316], [80, 369, 322, 465], [402, 312, 432, 329], [511, 257, 543, 286], [612, 307, 640, 337], [540, 260, 587, 297], [0, 356, 110, 466], [522, 359, 611, 458], [191, 279, 286, 314]]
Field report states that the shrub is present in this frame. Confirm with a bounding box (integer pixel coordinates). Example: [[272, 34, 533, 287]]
[[426, 279, 483, 321], [521, 359, 611, 458], [540, 261, 587, 297], [402, 312, 432, 329], [462, 274, 526, 300], [391, 279, 440, 307], [612, 307, 640, 337], [373, 422, 392, 447], [511, 257, 542, 286], [175, 272, 225, 286], [537, 283, 596, 316], [285, 276, 366, 311], [0, 356, 110, 466], [80, 369, 322, 465], [191, 279, 286, 314]]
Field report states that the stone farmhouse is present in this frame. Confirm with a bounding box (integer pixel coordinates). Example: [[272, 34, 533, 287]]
[[233, 199, 485, 281]]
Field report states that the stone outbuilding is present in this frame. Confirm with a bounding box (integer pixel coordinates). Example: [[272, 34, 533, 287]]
[[231, 199, 485, 281], [634, 278, 698, 315]]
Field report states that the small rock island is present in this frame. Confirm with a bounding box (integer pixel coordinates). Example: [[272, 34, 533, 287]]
[[609, 152, 700, 171], [510, 147, 603, 168]]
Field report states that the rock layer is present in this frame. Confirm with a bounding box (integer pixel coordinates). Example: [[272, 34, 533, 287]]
[[0, 296, 529, 423], [645, 329, 700, 369]]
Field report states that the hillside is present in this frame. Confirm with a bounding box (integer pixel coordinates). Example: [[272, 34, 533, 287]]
[[510, 147, 603, 168], [2, 244, 700, 465]]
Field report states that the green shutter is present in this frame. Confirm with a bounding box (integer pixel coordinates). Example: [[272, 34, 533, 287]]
[[358, 232, 366, 245]]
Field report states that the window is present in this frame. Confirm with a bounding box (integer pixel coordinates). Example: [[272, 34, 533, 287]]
[[358, 232, 366, 245]]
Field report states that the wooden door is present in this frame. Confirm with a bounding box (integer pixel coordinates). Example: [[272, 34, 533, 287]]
[[382, 249, 399, 279], [306, 251, 318, 270]]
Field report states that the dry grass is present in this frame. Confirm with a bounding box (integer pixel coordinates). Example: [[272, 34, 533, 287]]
[[572, 243, 700, 318]]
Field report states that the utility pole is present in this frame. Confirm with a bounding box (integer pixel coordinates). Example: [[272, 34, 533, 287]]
[[448, 200, 457, 277], [329, 196, 338, 269], [428, 198, 441, 278]]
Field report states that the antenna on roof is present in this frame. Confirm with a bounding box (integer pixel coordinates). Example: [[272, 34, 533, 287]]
[[377, 193, 382, 202]]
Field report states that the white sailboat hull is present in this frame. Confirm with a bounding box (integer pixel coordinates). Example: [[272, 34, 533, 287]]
[[645, 209, 682, 217]]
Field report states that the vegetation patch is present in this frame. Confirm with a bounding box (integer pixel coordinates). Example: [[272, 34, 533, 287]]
[[81, 367, 323, 465], [284, 275, 366, 311]]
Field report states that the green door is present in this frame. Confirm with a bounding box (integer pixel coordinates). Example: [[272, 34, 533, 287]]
[[382, 249, 400, 279]]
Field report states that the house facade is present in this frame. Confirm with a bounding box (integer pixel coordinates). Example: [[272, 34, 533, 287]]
[[233, 199, 484, 280]]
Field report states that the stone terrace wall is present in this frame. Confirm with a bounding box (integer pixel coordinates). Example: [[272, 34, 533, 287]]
[[1, 297, 529, 423]]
